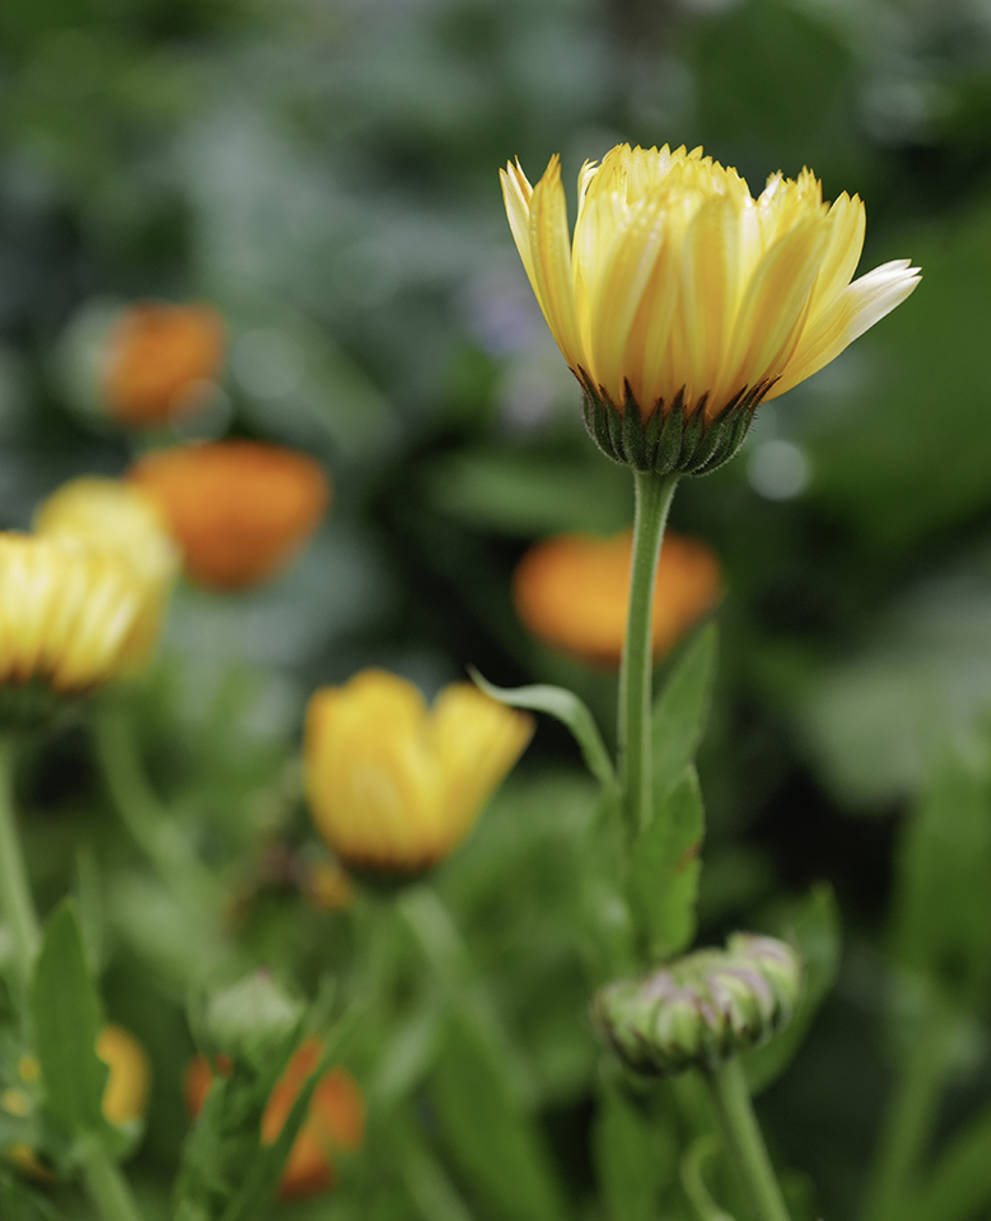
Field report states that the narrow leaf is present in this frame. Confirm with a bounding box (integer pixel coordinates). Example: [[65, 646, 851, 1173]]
[[470, 668, 617, 794], [594, 1089, 675, 1221], [630, 767, 704, 959], [652, 625, 718, 798], [744, 885, 841, 1093], [30, 901, 109, 1139]]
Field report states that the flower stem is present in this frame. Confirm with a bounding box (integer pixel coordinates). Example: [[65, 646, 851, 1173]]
[[618, 469, 679, 836], [704, 1057, 791, 1221], [0, 737, 40, 992], [80, 1141, 143, 1221]]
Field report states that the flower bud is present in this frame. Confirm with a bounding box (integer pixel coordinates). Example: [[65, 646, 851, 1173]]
[[204, 972, 303, 1070], [594, 934, 801, 1076]]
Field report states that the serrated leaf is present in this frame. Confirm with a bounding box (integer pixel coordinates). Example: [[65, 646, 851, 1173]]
[[745, 885, 841, 1094], [630, 767, 704, 959], [30, 901, 109, 1140], [652, 625, 717, 799], [470, 668, 617, 796]]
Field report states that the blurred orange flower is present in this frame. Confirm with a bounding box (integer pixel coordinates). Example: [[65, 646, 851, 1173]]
[[513, 530, 720, 665], [184, 1038, 364, 1200], [103, 303, 225, 427], [129, 441, 329, 590]]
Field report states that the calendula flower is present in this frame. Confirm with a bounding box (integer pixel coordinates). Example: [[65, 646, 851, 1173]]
[[185, 1039, 365, 1200], [501, 144, 920, 475], [513, 529, 720, 666], [128, 441, 329, 590], [97, 1025, 151, 1127], [34, 477, 179, 667], [0, 535, 149, 725], [102, 302, 225, 427], [305, 670, 533, 875]]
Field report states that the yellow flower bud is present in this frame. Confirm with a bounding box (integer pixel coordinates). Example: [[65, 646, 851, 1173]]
[[513, 529, 720, 666], [305, 671, 533, 875], [129, 441, 330, 591], [34, 477, 179, 668], [0, 534, 150, 723], [501, 144, 920, 475], [97, 1024, 151, 1126]]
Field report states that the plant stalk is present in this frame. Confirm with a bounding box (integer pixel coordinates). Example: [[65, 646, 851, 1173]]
[[617, 469, 679, 835], [704, 1057, 791, 1221], [0, 737, 40, 992], [80, 1142, 143, 1221]]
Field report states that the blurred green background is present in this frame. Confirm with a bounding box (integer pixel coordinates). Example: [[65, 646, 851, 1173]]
[[3, 0, 991, 1217]]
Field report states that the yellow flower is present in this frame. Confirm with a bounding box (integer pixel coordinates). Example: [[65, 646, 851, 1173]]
[[97, 1024, 151, 1127], [305, 671, 533, 875], [501, 143, 920, 475], [128, 441, 330, 591], [513, 529, 720, 666], [102, 302, 225, 428], [0, 535, 148, 717], [34, 477, 179, 667]]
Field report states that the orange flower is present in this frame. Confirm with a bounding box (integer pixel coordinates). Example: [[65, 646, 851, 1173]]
[[102, 303, 225, 427], [513, 530, 720, 665], [129, 441, 329, 590], [184, 1039, 364, 1200]]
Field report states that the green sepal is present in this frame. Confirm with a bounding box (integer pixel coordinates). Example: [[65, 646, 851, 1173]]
[[578, 372, 767, 477]]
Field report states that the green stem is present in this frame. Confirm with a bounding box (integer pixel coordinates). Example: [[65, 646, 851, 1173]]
[[93, 703, 214, 901], [860, 1017, 953, 1221], [704, 1058, 791, 1221], [80, 1142, 142, 1221], [617, 470, 679, 835], [0, 738, 40, 991]]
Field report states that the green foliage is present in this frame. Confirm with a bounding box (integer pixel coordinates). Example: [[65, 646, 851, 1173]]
[[594, 1088, 677, 1221], [631, 767, 705, 961], [651, 627, 718, 801], [30, 902, 112, 1150]]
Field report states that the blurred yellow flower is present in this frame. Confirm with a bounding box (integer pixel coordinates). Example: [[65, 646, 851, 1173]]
[[34, 476, 179, 667], [102, 302, 225, 428], [513, 529, 720, 666], [97, 1024, 151, 1127], [501, 143, 920, 474], [0, 535, 147, 705], [129, 441, 330, 591], [305, 671, 533, 874]]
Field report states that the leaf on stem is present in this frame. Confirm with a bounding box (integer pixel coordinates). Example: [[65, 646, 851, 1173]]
[[29, 901, 110, 1142], [469, 668, 617, 796], [651, 624, 718, 798], [630, 766, 705, 960]]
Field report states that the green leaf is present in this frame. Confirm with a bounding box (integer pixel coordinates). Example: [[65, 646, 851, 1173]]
[[680, 1136, 734, 1221], [745, 885, 841, 1094], [30, 901, 109, 1140], [890, 755, 991, 1008], [470, 668, 617, 795], [903, 1099, 991, 1221], [594, 1089, 676, 1221], [651, 625, 718, 799], [630, 767, 705, 959], [431, 1012, 568, 1221]]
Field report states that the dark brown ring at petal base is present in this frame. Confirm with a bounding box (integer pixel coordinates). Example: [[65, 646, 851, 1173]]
[[575, 367, 775, 478], [0, 677, 86, 733]]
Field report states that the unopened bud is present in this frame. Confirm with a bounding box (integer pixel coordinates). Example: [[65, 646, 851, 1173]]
[[594, 933, 801, 1076], [205, 972, 303, 1069]]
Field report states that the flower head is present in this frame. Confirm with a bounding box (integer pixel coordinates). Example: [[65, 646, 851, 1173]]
[[501, 144, 920, 475], [513, 529, 720, 665], [0, 534, 149, 724], [35, 477, 179, 666], [102, 302, 225, 427], [128, 441, 329, 590], [184, 1038, 364, 1200], [305, 670, 533, 875]]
